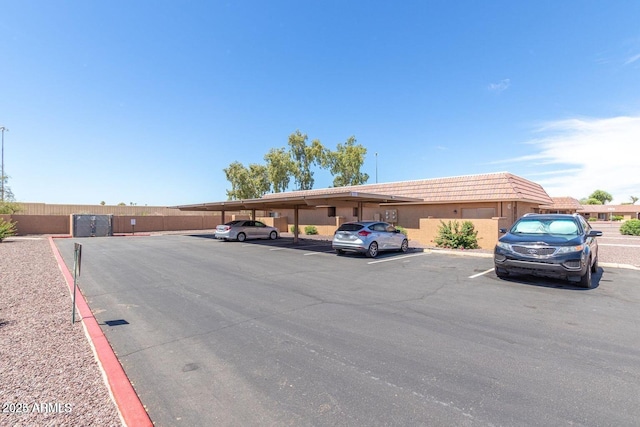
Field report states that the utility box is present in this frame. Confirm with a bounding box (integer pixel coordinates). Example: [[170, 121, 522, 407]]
[[71, 214, 113, 237], [384, 209, 397, 223]]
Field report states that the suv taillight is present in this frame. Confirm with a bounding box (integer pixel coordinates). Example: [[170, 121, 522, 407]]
[[358, 230, 371, 237]]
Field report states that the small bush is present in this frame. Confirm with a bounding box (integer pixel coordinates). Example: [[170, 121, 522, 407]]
[[588, 217, 597, 222], [611, 215, 624, 222], [290, 225, 298, 234], [434, 220, 479, 249], [0, 218, 17, 242], [395, 225, 408, 237], [0, 202, 22, 214], [620, 219, 640, 236], [304, 225, 318, 235]]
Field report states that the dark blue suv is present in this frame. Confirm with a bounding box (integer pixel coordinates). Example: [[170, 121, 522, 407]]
[[494, 214, 602, 288]]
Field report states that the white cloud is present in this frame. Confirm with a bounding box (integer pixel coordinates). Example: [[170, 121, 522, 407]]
[[624, 52, 640, 65], [504, 115, 640, 203], [488, 79, 511, 92]]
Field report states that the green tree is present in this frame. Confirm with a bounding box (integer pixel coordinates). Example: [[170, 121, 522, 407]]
[[0, 201, 21, 214], [324, 136, 369, 187], [1, 173, 15, 202], [580, 198, 603, 205], [288, 130, 325, 190], [589, 190, 613, 205], [264, 147, 293, 193], [224, 161, 270, 200], [0, 175, 20, 213], [629, 196, 638, 205]]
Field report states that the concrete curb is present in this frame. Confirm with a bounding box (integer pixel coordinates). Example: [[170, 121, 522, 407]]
[[48, 237, 153, 427]]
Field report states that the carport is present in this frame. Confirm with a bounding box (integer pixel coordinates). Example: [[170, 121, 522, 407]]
[[174, 191, 421, 243]]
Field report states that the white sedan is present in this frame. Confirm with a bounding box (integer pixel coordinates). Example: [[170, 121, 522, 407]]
[[215, 220, 279, 242]]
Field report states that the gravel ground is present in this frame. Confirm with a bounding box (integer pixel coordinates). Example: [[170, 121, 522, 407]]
[[0, 224, 636, 427], [0, 238, 123, 427]]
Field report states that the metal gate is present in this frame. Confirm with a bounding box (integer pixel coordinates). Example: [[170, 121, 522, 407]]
[[72, 214, 113, 237]]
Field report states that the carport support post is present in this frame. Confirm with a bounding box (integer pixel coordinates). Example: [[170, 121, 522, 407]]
[[221, 210, 225, 225], [294, 206, 299, 244], [251, 209, 256, 220]]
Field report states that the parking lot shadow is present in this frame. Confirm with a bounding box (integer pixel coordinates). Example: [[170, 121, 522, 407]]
[[494, 267, 604, 291], [187, 234, 424, 256]]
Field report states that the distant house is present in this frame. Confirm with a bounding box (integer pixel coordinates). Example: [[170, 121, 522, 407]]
[[539, 197, 583, 214], [578, 204, 640, 221]]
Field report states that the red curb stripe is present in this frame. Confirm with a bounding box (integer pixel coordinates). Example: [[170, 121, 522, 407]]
[[48, 237, 153, 427]]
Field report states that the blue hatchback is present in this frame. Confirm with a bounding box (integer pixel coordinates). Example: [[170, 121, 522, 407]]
[[494, 214, 602, 288]]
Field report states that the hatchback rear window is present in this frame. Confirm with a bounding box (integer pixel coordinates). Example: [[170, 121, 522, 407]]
[[337, 224, 364, 232]]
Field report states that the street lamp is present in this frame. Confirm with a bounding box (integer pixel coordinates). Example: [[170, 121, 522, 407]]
[[1, 126, 8, 202]]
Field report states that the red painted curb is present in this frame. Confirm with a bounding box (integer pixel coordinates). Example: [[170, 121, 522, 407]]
[[48, 237, 153, 427]]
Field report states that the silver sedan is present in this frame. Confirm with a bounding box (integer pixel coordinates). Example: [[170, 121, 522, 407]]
[[215, 220, 279, 242], [332, 221, 409, 257]]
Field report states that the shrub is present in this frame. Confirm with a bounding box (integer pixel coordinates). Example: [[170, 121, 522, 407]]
[[0, 218, 17, 242], [588, 217, 597, 222], [304, 225, 318, 235], [611, 215, 624, 222], [434, 220, 479, 249], [290, 225, 297, 234], [395, 225, 408, 237], [0, 202, 22, 214], [620, 219, 640, 236]]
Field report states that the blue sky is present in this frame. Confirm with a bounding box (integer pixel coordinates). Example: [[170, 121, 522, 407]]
[[2, 1, 639, 206]]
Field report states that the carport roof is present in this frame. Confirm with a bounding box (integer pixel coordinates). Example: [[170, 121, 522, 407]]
[[174, 171, 552, 212], [173, 191, 423, 211]]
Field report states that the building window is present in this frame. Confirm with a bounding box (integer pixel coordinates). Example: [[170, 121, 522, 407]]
[[328, 207, 336, 217], [353, 207, 359, 217]]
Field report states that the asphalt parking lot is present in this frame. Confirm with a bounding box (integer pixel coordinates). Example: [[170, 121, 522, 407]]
[[55, 234, 640, 426]]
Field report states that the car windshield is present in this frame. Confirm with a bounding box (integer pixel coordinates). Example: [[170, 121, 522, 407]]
[[511, 219, 579, 235], [338, 223, 364, 232]]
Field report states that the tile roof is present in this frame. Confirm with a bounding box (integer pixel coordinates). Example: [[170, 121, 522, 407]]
[[262, 172, 553, 204], [539, 197, 582, 210]]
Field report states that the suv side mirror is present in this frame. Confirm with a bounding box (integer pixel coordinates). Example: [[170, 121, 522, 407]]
[[588, 230, 603, 237], [499, 228, 507, 234]]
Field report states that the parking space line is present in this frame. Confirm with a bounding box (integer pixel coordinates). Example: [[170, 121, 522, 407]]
[[367, 253, 427, 264], [469, 268, 495, 279], [270, 244, 328, 251], [304, 250, 335, 256]]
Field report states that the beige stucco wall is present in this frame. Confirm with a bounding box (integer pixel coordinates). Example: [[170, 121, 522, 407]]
[[2, 214, 71, 235], [413, 217, 510, 249], [274, 204, 519, 248], [15, 202, 221, 216]]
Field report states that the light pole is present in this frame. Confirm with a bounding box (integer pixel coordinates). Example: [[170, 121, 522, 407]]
[[0, 126, 7, 202]]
